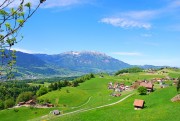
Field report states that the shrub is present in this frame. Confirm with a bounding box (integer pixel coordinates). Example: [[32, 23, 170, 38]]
[[4, 98, 15, 109], [0, 100, 4, 110], [138, 86, 147, 95], [16, 92, 33, 103]]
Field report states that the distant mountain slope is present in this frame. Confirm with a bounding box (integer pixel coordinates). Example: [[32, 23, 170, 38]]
[[35, 51, 131, 73], [9, 50, 166, 79], [16, 51, 46, 68]]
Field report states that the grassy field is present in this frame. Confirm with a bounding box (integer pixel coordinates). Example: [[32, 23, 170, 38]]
[[0, 68, 179, 121], [51, 86, 180, 121], [0, 107, 55, 121]]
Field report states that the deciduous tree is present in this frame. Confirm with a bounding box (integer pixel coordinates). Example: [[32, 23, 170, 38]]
[[138, 86, 147, 95], [0, 0, 45, 79]]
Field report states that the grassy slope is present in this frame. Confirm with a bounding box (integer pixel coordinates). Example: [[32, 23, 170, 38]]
[[52, 86, 180, 121], [0, 107, 54, 121], [0, 69, 179, 121]]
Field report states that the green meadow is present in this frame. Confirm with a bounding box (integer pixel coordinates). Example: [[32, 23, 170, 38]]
[[51, 87, 180, 121], [0, 68, 179, 121]]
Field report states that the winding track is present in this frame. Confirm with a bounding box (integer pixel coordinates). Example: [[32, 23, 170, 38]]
[[71, 96, 92, 109], [33, 93, 134, 121]]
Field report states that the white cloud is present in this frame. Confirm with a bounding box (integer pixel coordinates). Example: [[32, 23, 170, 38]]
[[100, 0, 180, 30], [5, 0, 38, 8], [112, 52, 143, 56], [11, 48, 34, 54], [42, 0, 84, 8], [5, 0, 88, 8], [121, 10, 160, 20], [100, 17, 151, 29]]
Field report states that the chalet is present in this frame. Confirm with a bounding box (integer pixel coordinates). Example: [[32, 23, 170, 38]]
[[115, 88, 121, 92], [52, 110, 60, 115], [140, 82, 154, 92], [47, 104, 54, 107], [115, 93, 121, 97], [18, 102, 25, 106], [108, 82, 114, 89], [133, 99, 145, 110], [125, 86, 130, 90], [25, 100, 36, 105], [113, 83, 119, 89], [42, 103, 54, 107], [131, 81, 141, 89]]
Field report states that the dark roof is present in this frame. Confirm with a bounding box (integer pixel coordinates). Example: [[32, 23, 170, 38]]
[[133, 99, 145, 107]]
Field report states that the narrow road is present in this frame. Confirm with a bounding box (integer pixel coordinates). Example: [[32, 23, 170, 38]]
[[57, 93, 134, 117], [30, 93, 134, 121], [71, 96, 92, 109]]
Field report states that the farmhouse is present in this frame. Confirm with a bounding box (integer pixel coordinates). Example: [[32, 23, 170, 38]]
[[133, 99, 145, 110], [47, 104, 54, 107], [25, 100, 36, 105], [18, 102, 25, 106], [42, 103, 54, 107], [140, 82, 154, 92], [52, 110, 60, 115]]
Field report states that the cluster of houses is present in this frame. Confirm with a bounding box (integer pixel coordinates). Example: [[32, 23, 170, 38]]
[[108, 82, 130, 97], [18, 100, 36, 106], [108, 82, 130, 92], [18, 100, 62, 116], [18, 100, 54, 108], [132, 77, 179, 110]]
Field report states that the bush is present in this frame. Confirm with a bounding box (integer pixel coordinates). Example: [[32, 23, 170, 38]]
[[115, 67, 143, 76], [36, 86, 48, 96], [138, 86, 147, 95], [14, 108, 19, 112], [4, 98, 15, 109], [0, 100, 4, 110], [16, 92, 33, 103]]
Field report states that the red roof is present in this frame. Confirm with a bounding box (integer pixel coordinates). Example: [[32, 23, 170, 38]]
[[26, 100, 35, 104], [140, 82, 153, 89], [133, 99, 145, 107]]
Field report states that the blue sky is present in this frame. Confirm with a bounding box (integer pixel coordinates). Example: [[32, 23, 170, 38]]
[[12, 0, 180, 67]]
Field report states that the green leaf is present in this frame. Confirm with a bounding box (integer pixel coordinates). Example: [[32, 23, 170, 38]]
[[25, 2, 31, 8], [17, 19, 24, 25], [0, 10, 8, 16], [5, 23, 11, 29]]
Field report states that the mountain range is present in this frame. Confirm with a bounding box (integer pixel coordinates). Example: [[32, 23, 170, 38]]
[[12, 51, 164, 79]]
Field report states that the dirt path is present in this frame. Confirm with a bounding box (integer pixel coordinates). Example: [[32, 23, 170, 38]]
[[71, 96, 92, 109], [31, 93, 134, 121], [57, 93, 134, 117]]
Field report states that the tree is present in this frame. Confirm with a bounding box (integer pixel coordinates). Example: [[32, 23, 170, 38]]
[[4, 98, 14, 108], [16, 91, 33, 103], [0, 0, 45, 79], [36, 86, 48, 96], [0, 100, 4, 110], [138, 86, 147, 95], [177, 77, 180, 93]]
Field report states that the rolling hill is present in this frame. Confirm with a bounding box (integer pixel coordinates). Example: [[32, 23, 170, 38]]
[[13, 51, 131, 79], [0, 68, 179, 121], [3, 50, 168, 79]]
